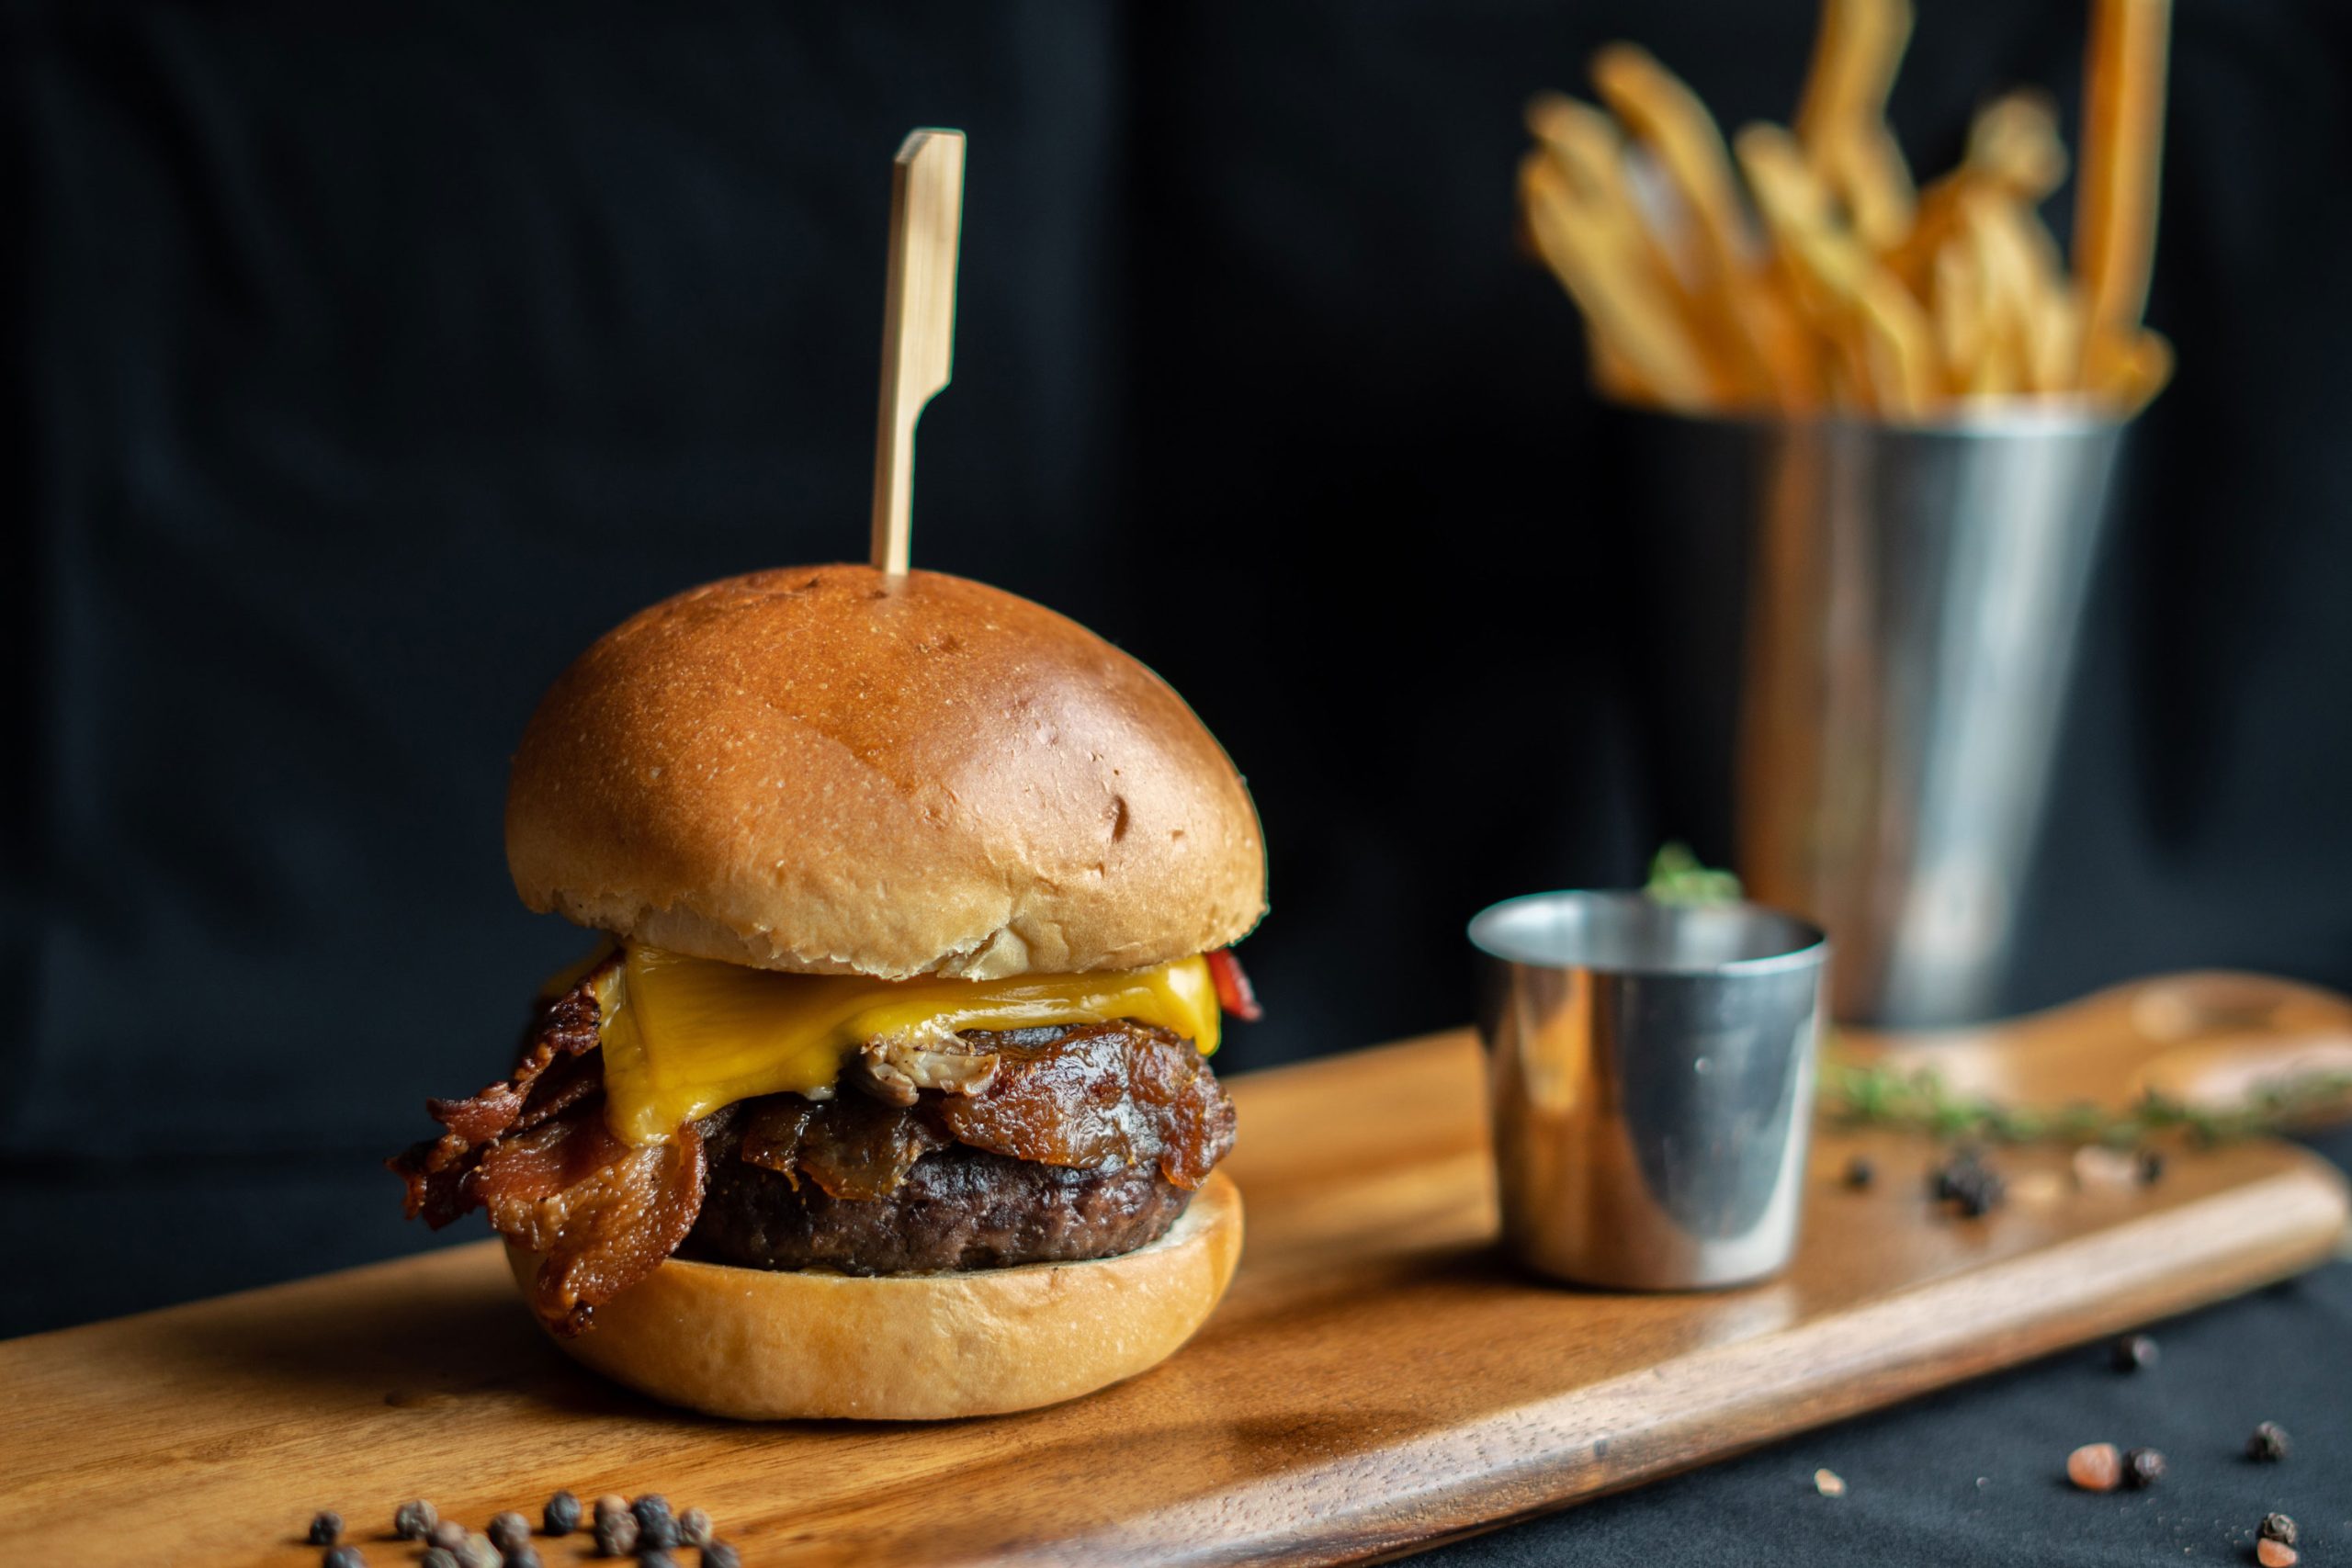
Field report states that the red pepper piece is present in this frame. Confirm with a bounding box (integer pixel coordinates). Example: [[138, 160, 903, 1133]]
[[1205, 948, 1263, 1021]]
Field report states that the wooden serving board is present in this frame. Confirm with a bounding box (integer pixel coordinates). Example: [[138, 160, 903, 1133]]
[[6, 973, 2349, 1567]]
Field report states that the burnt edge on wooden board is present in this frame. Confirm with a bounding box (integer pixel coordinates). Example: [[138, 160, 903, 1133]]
[[1065, 1157, 2351, 1568]]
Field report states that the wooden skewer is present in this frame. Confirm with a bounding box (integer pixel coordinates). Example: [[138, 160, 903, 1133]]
[[868, 129, 967, 578]]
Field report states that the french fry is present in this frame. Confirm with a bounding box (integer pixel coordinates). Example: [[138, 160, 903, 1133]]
[[2028, 287, 2085, 396], [1794, 0, 1911, 149], [1590, 44, 1819, 411], [1892, 91, 2067, 288], [2075, 0, 2172, 383], [1737, 124, 1937, 417], [1589, 337, 1654, 405], [1591, 45, 1748, 283], [1794, 0, 1917, 250], [1961, 186, 2086, 400], [1747, 267, 1828, 413], [1517, 151, 1717, 409], [1825, 127, 1917, 254], [1973, 312, 2025, 400], [2092, 327, 2174, 413], [1966, 92, 2069, 198], [1526, 93, 1725, 387], [1929, 241, 1984, 397], [1517, 0, 2168, 420]]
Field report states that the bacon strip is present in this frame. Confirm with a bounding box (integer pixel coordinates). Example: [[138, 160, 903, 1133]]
[[422, 953, 616, 1161], [481, 1111, 710, 1336], [937, 1022, 1236, 1189]]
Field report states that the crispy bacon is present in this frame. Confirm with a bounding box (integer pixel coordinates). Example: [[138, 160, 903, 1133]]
[[388, 959, 635, 1279], [400, 951, 620, 1192], [481, 1111, 709, 1336], [937, 1022, 1236, 1190]]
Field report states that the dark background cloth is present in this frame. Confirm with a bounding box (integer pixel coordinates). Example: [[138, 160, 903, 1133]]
[[3, 1, 2348, 1561]]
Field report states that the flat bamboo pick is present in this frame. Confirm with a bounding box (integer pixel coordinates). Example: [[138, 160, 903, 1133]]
[[868, 129, 967, 578]]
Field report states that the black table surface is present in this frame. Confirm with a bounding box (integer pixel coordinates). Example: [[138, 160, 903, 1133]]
[[7, 1128, 2345, 1567]]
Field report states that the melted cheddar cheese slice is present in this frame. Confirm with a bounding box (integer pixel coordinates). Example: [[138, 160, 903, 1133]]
[[581, 944, 1222, 1145]]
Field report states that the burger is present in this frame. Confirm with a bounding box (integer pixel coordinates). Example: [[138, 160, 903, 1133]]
[[390, 564, 1265, 1419]]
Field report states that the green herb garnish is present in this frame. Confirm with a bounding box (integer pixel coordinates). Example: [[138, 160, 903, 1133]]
[[1644, 840, 1742, 906], [1820, 1057, 2352, 1146]]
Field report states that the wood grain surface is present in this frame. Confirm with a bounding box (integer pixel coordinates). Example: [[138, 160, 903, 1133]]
[[5, 975, 2346, 1567]]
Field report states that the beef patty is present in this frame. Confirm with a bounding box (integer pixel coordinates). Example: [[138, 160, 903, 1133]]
[[684, 1018, 1237, 1274], [689, 1125, 1200, 1274]]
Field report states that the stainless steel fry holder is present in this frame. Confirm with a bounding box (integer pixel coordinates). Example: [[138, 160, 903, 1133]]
[[1472, 892, 1827, 1291], [1613, 405, 2127, 1029]]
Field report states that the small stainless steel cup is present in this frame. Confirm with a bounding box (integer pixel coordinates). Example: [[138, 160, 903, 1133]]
[[1471, 892, 1828, 1290]]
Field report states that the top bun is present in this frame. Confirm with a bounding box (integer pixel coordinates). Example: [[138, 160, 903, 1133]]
[[505, 565, 1266, 980]]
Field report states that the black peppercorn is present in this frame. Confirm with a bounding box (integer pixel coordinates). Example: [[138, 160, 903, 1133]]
[[2109, 1333, 2159, 1372], [396, 1500, 440, 1540], [2261, 1515, 2299, 1547], [489, 1512, 531, 1553], [323, 1550, 366, 1568], [308, 1510, 345, 1546], [638, 1514, 681, 1552], [1956, 1167, 2006, 1217], [421, 1551, 460, 1568], [1843, 1155, 1875, 1190], [504, 1549, 543, 1568], [632, 1496, 674, 1529], [677, 1507, 714, 1549], [2120, 1447, 2165, 1489], [1930, 1154, 1967, 1201], [1930, 1148, 2006, 1215], [545, 1491, 582, 1536], [702, 1544, 741, 1568], [596, 1512, 641, 1558], [427, 1519, 469, 1552], [639, 1554, 676, 1568], [2247, 1421, 2291, 1461], [458, 1536, 502, 1568], [594, 1495, 630, 1525], [2137, 1149, 2165, 1185]]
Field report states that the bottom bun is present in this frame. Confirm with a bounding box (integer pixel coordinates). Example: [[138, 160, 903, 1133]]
[[505, 1169, 1243, 1420]]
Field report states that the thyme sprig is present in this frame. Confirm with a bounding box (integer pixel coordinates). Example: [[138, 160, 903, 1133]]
[[1820, 1058, 2352, 1147]]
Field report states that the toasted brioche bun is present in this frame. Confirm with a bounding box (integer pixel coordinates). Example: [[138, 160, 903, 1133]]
[[506, 1170, 1242, 1420], [505, 565, 1265, 980]]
